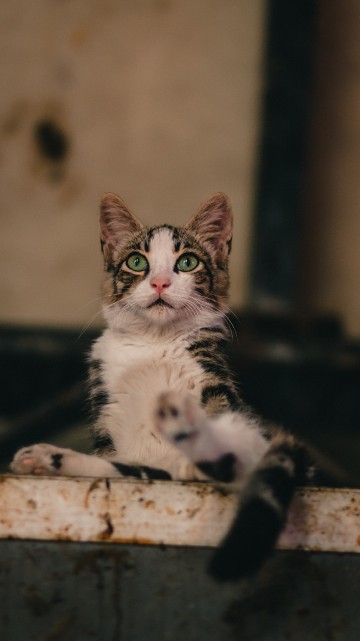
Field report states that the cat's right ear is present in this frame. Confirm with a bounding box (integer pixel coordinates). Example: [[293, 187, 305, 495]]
[[100, 193, 144, 269], [185, 192, 233, 267]]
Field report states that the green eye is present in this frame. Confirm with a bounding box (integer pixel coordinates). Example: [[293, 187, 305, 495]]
[[126, 253, 148, 272], [176, 254, 200, 272]]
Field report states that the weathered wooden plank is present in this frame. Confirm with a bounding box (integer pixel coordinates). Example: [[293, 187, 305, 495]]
[[0, 475, 359, 553]]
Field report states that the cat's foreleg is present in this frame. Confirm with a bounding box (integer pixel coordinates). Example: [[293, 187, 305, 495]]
[[11, 444, 124, 477], [154, 391, 269, 482], [11, 444, 171, 480], [155, 392, 307, 581]]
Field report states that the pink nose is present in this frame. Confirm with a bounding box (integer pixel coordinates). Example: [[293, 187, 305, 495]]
[[150, 277, 171, 295]]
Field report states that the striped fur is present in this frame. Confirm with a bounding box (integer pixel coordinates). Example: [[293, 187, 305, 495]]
[[207, 436, 307, 580], [11, 191, 308, 580]]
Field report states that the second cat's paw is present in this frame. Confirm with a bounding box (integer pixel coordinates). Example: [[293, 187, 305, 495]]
[[154, 392, 201, 445], [10, 444, 65, 476]]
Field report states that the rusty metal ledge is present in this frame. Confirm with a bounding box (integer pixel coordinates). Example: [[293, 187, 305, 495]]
[[0, 475, 359, 553]]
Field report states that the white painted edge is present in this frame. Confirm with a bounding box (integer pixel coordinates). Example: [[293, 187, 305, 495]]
[[1, 475, 360, 553]]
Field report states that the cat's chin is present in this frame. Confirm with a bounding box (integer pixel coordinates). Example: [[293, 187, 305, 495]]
[[103, 301, 223, 333], [145, 304, 180, 325], [147, 299, 174, 311]]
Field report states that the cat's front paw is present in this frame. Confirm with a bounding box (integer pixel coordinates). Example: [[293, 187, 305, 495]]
[[154, 392, 202, 445], [11, 444, 65, 476]]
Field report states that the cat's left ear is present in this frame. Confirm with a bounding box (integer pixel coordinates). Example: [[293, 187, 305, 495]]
[[185, 192, 233, 265], [100, 193, 144, 269]]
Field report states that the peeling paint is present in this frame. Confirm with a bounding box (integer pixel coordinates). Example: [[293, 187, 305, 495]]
[[98, 512, 114, 541], [0, 475, 360, 554]]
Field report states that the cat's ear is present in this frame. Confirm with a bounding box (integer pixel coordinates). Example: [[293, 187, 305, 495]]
[[100, 193, 144, 268], [185, 192, 233, 265]]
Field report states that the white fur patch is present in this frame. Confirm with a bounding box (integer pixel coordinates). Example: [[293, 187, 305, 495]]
[[92, 328, 210, 479]]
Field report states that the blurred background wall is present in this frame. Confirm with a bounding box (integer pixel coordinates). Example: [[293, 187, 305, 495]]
[[0, 0, 265, 327], [302, 0, 360, 338], [0, 0, 360, 337]]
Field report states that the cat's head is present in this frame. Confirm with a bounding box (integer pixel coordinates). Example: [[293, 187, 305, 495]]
[[99, 192, 233, 331]]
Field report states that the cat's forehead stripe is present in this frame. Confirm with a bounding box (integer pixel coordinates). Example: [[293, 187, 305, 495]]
[[128, 226, 175, 253], [147, 227, 176, 254], [143, 225, 181, 253]]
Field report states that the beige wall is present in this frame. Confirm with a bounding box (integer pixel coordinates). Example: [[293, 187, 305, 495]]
[[0, 0, 266, 328], [303, 1, 360, 337]]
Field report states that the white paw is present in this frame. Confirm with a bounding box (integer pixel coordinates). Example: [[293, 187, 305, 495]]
[[10, 443, 65, 476], [154, 392, 203, 445]]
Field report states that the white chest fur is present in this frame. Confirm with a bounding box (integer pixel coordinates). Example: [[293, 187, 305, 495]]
[[91, 329, 206, 478]]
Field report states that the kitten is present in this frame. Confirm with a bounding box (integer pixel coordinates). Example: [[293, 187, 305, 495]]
[[11, 192, 306, 581]]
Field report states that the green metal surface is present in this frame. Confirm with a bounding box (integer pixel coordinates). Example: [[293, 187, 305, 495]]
[[0, 540, 359, 641]]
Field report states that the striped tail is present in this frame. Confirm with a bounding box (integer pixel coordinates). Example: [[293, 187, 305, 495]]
[[208, 436, 306, 581]]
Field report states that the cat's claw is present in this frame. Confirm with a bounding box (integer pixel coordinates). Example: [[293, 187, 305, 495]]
[[154, 392, 202, 444], [11, 444, 64, 476]]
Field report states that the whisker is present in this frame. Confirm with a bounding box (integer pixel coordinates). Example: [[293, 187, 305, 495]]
[[77, 311, 103, 340], [73, 295, 104, 315], [76, 300, 119, 341]]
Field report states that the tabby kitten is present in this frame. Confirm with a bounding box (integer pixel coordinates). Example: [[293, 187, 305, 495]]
[[11, 192, 306, 581]]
